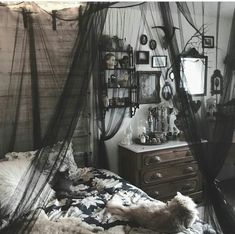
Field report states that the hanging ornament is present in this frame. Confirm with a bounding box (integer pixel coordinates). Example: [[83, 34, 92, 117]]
[[162, 82, 173, 101], [149, 39, 157, 50], [140, 34, 148, 45], [169, 71, 174, 81], [211, 69, 223, 96]]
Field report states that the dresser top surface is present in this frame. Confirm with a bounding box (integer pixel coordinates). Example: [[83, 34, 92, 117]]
[[119, 140, 190, 153]]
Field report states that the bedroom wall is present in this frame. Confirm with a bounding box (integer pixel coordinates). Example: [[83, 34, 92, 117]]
[[0, 6, 91, 163], [103, 2, 235, 174]]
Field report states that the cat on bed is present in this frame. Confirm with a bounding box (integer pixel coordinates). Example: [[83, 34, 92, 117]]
[[106, 192, 199, 233]]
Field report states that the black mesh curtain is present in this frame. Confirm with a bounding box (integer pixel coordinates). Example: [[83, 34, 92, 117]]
[[0, 2, 79, 156], [0, 2, 109, 233], [94, 2, 166, 169], [1, 1, 235, 233], [158, 2, 235, 233]]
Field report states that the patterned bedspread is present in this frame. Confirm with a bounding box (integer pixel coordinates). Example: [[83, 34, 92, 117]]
[[44, 168, 215, 234]]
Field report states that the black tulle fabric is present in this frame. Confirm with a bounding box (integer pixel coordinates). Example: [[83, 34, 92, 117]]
[[0, 2, 234, 234], [159, 2, 235, 234], [0, 2, 109, 233]]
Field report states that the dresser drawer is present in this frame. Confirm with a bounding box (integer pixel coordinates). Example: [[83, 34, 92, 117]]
[[142, 147, 192, 168], [141, 161, 198, 185], [144, 176, 202, 200]]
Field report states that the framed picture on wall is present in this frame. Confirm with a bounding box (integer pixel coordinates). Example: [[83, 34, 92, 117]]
[[152, 55, 167, 68], [140, 34, 148, 45], [137, 71, 161, 104], [136, 51, 149, 64], [202, 36, 214, 48]]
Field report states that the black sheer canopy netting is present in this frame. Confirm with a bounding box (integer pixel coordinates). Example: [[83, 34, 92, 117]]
[[0, 2, 109, 233], [158, 2, 235, 234], [0, 1, 235, 234]]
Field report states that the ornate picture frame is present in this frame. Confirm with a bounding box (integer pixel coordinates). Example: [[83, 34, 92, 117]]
[[136, 51, 149, 64], [152, 55, 167, 68], [140, 34, 148, 45], [149, 39, 157, 50], [137, 71, 161, 104], [202, 36, 214, 48]]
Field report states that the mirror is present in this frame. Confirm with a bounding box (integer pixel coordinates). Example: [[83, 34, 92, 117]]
[[180, 55, 207, 96]]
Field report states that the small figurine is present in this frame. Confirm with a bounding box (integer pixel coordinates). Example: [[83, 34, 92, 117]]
[[148, 108, 154, 133], [102, 95, 109, 108], [140, 134, 146, 144], [168, 108, 180, 137], [104, 53, 117, 69], [119, 55, 129, 68]]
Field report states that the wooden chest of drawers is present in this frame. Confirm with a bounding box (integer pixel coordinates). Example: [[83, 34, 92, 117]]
[[119, 141, 202, 202]]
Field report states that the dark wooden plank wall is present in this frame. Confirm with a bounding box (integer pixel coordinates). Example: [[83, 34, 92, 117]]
[[0, 8, 91, 165]]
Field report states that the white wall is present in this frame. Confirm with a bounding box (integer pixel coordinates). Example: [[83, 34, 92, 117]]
[[102, 2, 235, 174]]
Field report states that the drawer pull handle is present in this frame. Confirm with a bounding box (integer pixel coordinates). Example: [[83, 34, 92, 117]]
[[151, 172, 162, 180], [150, 156, 161, 163], [184, 166, 194, 173]]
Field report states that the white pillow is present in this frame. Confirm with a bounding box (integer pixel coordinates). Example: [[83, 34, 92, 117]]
[[5, 141, 78, 178], [0, 159, 30, 212], [4, 150, 37, 161], [0, 159, 55, 216]]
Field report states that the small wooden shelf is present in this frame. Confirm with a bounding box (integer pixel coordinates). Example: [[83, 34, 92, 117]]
[[99, 46, 138, 118]]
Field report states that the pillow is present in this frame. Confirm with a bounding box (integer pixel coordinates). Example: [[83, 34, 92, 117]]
[[4, 141, 78, 179], [0, 141, 77, 215], [55, 141, 78, 177], [4, 150, 37, 161], [39, 141, 78, 179], [0, 159, 55, 216]]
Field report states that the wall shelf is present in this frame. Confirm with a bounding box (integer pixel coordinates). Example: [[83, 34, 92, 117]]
[[99, 47, 139, 118]]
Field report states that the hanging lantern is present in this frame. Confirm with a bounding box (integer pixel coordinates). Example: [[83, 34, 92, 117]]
[[211, 69, 223, 95]]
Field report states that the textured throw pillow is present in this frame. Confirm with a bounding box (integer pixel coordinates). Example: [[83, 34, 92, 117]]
[[56, 141, 78, 177], [0, 159, 55, 216], [4, 150, 37, 161], [4, 141, 78, 179], [0, 159, 30, 213], [40, 141, 78, 179]]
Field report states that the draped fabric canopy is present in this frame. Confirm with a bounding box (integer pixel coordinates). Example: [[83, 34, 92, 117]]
[[0, 2, 109, 233], [159, 2, 235, 233], [0, 2, 235, 234]]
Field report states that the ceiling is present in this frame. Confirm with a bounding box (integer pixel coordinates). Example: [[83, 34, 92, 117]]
[[0, 1, 234, 18]]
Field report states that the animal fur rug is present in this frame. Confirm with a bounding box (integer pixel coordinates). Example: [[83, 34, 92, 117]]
[[31, 212, 154, 234], [32, 215, 156, 234]]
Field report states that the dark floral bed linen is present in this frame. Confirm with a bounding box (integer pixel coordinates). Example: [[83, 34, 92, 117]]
[[45, 168, 215, 234]]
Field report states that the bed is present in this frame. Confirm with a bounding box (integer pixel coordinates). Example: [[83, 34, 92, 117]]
[[0, 143, 216, 234]]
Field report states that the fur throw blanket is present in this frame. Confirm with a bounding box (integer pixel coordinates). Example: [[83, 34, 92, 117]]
[[31, 211, 152, 234], [30, 192, 198, 234]]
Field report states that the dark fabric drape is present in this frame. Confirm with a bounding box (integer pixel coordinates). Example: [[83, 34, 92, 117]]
[[0, 3, 76, 156], [223, 10, 235, 103], [0, 2, 109, 233], [1, 2, 235, 233], [176, 2, 202, 36], [159, 2, 235, 233]]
